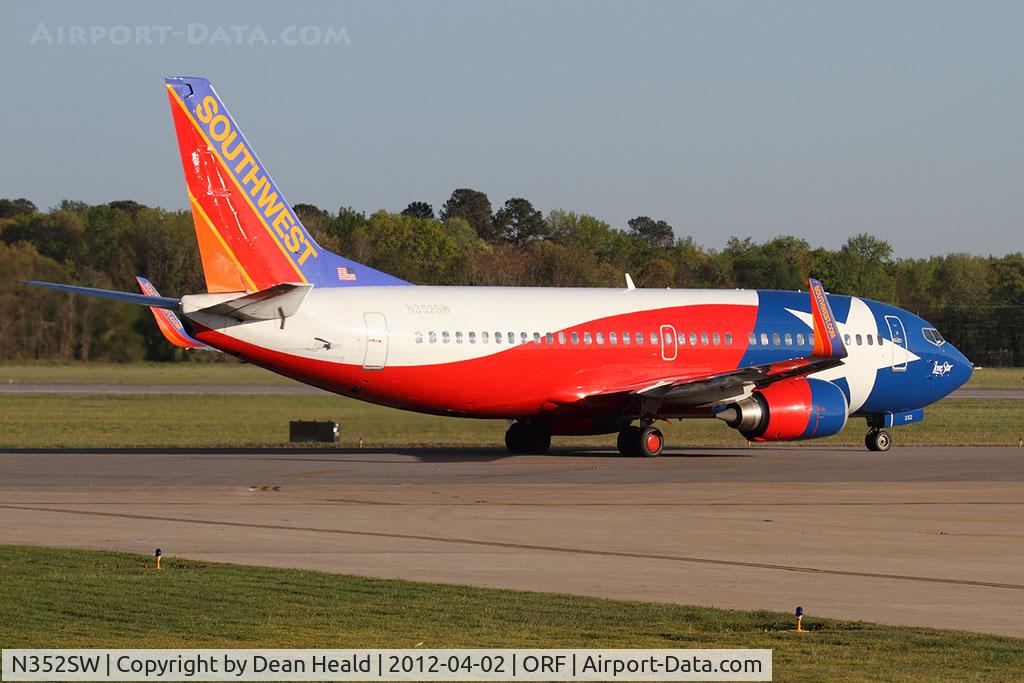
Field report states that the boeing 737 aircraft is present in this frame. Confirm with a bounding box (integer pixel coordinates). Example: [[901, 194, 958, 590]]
[[26, 76, 973, 456]]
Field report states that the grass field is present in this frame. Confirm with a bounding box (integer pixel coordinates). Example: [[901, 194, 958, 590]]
[[2, 361, 1022, 389], [0, 393, 1022, 448], [0, 363, 1022, 448], [2, 546, 1020, 682]]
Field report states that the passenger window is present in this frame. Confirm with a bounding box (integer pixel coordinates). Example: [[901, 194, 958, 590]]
[[596, 332, 605, 345], [725, 333, 733, 345], [415, 331, 423, 344], [571, 332, 580, 345], [712, 333, 721, 345], [650, 332, 659, 345], [482, 331, 489, 344], [635, 332, 644, 345], [507, 332, 515, 344], [468, 331, 476, 344], [609, 332, 618, 345], [455, 331, 463, 344], [772, 332, 781, 346], [442, 331, 450, 344], [844, 334, 851, 345], [558, 331, 566, 344], [855, 334, 862, 345], [867, 334, 874, 346], [622, 332, 631, 345], [748, 333, 757, 346], [583, 332, 592, 345], [760, 332, 769, 346], [495, 331, 502, 345], [520, 332, 528, 344], [796, 333, 805, 346], [546, 332, 554, 344], [678, 332, 686, 345], [690, 333, 698, 346], [784, 333, 792, 346]]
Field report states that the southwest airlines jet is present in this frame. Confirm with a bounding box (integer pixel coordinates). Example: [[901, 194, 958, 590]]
[[27, 77, 972, 456]]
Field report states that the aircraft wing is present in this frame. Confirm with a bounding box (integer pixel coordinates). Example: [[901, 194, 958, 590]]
[[136, 277, 211, 350], [549, 278, 848, 409]]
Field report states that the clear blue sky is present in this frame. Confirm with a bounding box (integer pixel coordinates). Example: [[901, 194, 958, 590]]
[[1, 0, 1021, 257]]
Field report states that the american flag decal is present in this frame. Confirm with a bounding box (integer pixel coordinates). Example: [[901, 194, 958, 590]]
[[337, 266, 357, 281]]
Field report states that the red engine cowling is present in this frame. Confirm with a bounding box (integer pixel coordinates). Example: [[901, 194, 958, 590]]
[[717, 378, 849, 441]]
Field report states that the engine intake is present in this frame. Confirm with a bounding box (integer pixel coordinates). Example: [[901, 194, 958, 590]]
[[717, 378, 849, 441]]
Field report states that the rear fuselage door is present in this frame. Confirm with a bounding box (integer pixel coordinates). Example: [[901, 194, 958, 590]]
[[884, 315, 908, 372], [362, 312, 388, 370]]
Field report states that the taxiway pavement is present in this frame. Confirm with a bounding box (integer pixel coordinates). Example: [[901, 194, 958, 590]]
[[1, 446, 1022, 636]]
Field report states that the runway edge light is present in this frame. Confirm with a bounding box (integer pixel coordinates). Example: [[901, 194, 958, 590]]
[[795, 606, 804, 632], [155, 548, 162, 570]]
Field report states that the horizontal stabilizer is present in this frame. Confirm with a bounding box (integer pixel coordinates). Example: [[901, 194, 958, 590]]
[[194, 282, 313, 321], [23, 281, 180, 310]]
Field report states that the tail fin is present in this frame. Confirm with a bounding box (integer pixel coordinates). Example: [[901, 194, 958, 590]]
[[164, 76, 409, 292], [136, 277, 209, 350]]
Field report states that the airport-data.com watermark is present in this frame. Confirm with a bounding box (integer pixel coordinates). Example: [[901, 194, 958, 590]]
[[28, 22, 351, 47]]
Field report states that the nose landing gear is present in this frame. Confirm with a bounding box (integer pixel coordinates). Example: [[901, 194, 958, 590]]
[[865, 429, 892, 452], [504, 421, 551, 454], [616, 423, 664, 457]]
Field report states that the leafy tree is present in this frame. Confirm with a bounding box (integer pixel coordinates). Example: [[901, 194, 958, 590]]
[[627, 215, 674, 248], [0, 198, 37, 218], [401, 202, 434, 220], [107, 200, 146, 217], [493, 197, 546, 247], [440, 188, 493, 240]]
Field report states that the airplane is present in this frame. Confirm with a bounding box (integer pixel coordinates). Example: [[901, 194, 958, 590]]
[[25, 76, 973, 456]]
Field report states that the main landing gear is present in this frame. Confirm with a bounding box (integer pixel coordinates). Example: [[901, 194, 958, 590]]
[[505, 421, 551, 454], [616, 423, 664, 457], [865, 429, 892, 452]]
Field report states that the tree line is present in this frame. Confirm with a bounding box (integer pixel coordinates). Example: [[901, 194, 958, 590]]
[[0, 193, 1021, 365]]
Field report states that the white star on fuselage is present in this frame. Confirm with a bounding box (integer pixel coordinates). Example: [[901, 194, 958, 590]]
[[784, 298, 921, 413]]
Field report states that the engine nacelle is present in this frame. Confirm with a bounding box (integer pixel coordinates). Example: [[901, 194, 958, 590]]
[[717, 378, 849, 441]]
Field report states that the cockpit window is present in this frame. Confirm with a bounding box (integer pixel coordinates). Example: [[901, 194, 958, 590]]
[[922, 327, 945, 347]]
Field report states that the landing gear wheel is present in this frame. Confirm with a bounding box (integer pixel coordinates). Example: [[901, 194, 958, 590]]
[[616, 425, 664, 457], [865, 429, 892, 452], [638, 426, 664, 458], [505, 422, 551, 455], [617, 426, 641, 457]]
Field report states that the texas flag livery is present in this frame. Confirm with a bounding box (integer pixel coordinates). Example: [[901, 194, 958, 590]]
[[24, 76, 973, 457]]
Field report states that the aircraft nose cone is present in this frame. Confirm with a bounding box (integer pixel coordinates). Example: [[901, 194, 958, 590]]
[[947, 344, 973, 390]]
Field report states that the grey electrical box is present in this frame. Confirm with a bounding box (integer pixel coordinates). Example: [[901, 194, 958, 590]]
[[289, 420, 339, 443]]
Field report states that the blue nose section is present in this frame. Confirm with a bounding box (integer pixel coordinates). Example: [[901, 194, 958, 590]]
[[946, 343, 973, 390], [927, 342, 972, 398]]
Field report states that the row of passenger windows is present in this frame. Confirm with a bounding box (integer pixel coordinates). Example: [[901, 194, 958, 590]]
[[845, 333, 882, 347], [414, 330, 736, 346], [412, 330, 886, 348]]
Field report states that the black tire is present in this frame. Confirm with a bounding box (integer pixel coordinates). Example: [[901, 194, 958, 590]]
[[617, 426, 641, 457], [865, 430, 892, 452], [506, 422, 551, 454], [525, 427, 551, 455], [638, 426, 664, 458], [505, 423, 527, 454]]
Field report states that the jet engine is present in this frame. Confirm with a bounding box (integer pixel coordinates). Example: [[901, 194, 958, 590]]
[[716, 377, 849, 441]]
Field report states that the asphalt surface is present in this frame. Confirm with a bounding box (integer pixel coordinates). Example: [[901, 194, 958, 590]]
[[2, 446, 1022, 637], [0, 383, 1020, 399]]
